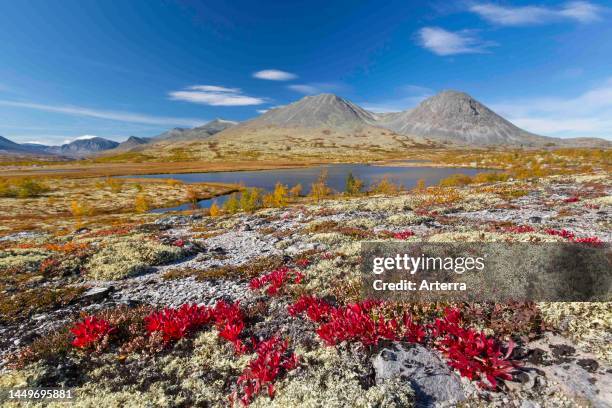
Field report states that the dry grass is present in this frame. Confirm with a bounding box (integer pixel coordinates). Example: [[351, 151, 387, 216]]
[[0, 177, 236, 233], [163, 254, 287, 281], [0, 286, 85, 324]]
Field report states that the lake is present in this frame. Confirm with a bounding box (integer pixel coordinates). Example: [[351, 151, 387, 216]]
[[130, 163, 493, 212]]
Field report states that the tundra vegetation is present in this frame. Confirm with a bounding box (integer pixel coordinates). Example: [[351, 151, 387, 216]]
[[0, 149, 610, 407]]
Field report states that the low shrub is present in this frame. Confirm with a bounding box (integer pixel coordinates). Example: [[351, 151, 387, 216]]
[[71, 316, 116, 349], [439, 174, 473, 187]]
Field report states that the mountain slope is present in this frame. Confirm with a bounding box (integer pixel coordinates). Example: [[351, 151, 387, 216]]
[[113, 136, 150, 152], [45, 137, 119, 157], [0, 135, 29, 153], [377, 91, 551, 146], [254, 93, 377, 129], [149, 119, 237, 144], [155, 119, 237, 144], [194, 94, 431, 160]]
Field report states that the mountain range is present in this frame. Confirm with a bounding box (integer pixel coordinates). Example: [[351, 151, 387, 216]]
[[1, 91, 609, 158]]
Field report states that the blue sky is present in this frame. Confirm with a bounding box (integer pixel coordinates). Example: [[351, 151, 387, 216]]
[[0, 0, 611, 145]]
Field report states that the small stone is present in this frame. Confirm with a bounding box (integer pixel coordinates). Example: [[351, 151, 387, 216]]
[[577, 359, 599, 373], [80, 286, 114, 302]]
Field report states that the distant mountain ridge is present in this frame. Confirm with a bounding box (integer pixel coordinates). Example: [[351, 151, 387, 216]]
[[152, 119, 237, 144], [44, 137, 120, 157], [1, 92, 610, 160], [0, 135, 31, 153], [376, 91, 553, 146], [253, 93, 377, 129]]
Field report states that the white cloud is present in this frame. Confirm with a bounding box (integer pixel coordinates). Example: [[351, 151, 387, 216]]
[[190, 85, 241, 92], [288, 84, 320, 95], [169, 85, 265, 106], [253, 69, 297, 81], [287, 83, 347, 95], [469, 1, 603, 26], [62, 135, 98, 144], [417, 27, 495, 56], [491, 77, 612, 139], [0, 100, 206, 127], [74, 134, 98, 140], [256, 105, 284, 114]]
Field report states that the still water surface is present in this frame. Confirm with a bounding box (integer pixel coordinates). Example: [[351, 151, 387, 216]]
[[132, 163, 492, 212]]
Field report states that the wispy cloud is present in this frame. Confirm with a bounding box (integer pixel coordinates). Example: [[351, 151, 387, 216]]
[[169, 85, 265, 106], [62, 134, 99, 145], [0, 100, 206, 127], [288, 84, 320, 95], [417, 27, 495, 56], [253, 69, 297, 81], [469, 1, 603, 26], [491, 77, 612, 139], [287, 82, 347, 95], [256, 105, 285, 114]]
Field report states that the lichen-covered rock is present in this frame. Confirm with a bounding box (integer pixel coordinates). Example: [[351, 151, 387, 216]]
[[251, 346, 415, 407], [372, 343, 465, 407], [538, 302, 612, 362]]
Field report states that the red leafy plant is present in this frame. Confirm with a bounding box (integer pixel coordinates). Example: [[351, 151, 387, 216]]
[[545, 229, 576, 240], [295, 257, 310, 268], [213, 300, 247, 353], [144, 304, 213, 343], [563, 196, 580, 203], [250, 266, 304, 295], [233, 337, 298, 405], [545, 229, 603, 246], [392, 230, 415, 240], [289, 296, 400, 346], [144, 301, 247, 353], [288, 297, 516, 389], [573, 236, 603, 246], [432, 308, 515, 389], [71, 316, 116, 349], [502, 225, 535, 234]]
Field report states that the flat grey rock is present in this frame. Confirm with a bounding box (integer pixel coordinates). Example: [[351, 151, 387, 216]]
[[372, 343, 465, 407]]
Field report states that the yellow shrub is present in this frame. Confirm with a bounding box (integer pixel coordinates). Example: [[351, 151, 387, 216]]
[[289, 183, 303, 197], [134, 194, 150, 213], [309, 171, 332, 202], [370, 177, 399, 195], [105, 178, 124, 193], [472, 172, 509, 184], [413, 179, 426, 193], [209, 202, 221, 217], [271, 182, 289, 207], [223, 194, 240, 214], [70, 200, 93, 217], [240, 188, 263, 212], [185, 186, 199, 205], [438, 174, 472, 187]]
